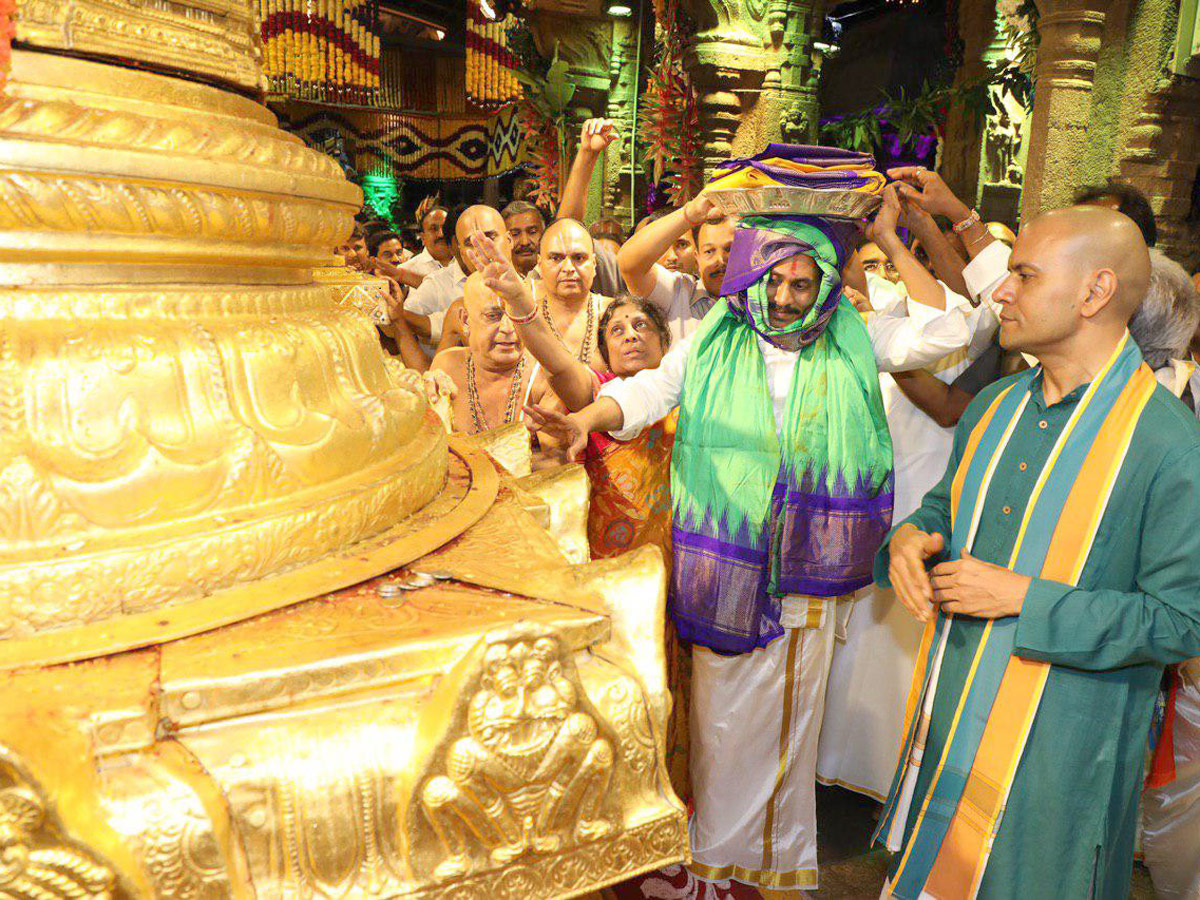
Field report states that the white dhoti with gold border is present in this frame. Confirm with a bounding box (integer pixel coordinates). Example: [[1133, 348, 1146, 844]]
[[688, 598, 836, 892]]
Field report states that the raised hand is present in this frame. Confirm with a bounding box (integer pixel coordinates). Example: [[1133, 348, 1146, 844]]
[[383, 277, 405, 325], [886, 166, 971, 221], [898, 191, 939, 236], [865, 183, 903, 245], [888, 523, 946, 622], [580, 118, 619, 155], [683, 194, 717, 227], [843, 284, 871, 313], [524, 404, 588, 460], [466, 228, 529, 310]]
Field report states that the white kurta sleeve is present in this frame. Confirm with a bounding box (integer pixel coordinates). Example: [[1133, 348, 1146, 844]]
[[598, 335, 691, 440], [404, 274, 443, 315], [868, 304, 973, 373], [962, 242, 1012, 303], [964, 298, 1001, 358]]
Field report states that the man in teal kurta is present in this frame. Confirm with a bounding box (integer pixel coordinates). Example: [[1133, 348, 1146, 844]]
[[874, 206, 1200, 899]]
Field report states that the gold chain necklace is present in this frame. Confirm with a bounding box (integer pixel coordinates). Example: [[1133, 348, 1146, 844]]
[[466, 354, 526, 433], [540, 293, 595, 364]]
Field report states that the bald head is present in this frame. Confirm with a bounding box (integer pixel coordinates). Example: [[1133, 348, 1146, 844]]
[[456, 205, 505, 244], [538, 218, 596, 302], [455, 205, 510, 274], [542, 217, 595, 251], [993, 205, 1153, 359], [1024, 206, 1150, 321], [461, 272, 521, 367]]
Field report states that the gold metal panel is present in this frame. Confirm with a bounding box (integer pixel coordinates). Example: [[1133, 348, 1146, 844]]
[[475, 421, 534, 477], [0, 17, 689, 895], [97, 741, 252, 899], [0, 51, 489, 654], [158, 581, 609, 728], [517, 463, 592, 565], [15, 0, 262, 91], [0, 439, 496, 671], [170, 620, 686, 899]]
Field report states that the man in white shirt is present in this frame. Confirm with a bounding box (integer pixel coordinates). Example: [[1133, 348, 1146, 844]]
[[817, 207, 998, 803], [403, 205, 509, 352], [398, 205, 452, 283], [617, 199, 735, 341], [502, 200, 545, 278]]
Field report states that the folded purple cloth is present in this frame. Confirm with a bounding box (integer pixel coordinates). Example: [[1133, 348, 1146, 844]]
[[714, 163, 876, 189], [713, 143, 877, 170]]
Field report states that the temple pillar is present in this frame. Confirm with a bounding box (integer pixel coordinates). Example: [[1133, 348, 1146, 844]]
[[1019, 1, 1108, 217], [763, 0, 825, 146], [938, 0, 1034, 227], [603, 18, 640, 223], [681, 0, 826, 177]]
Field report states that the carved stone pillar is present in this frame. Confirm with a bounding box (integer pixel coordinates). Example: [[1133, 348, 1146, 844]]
[[681, 0, 768, 178], [763, 0, 825, 146], [939, 0, 1003, 212], [1019, 2, 1108, 217], [681, 0, 826, 177], [603, 19, 639, 222]]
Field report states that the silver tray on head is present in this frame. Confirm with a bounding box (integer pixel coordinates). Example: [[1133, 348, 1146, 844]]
[[706, 186, 882, 219]]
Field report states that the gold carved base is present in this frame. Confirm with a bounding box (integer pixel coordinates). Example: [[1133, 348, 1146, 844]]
[[0, 440, 687, 899]]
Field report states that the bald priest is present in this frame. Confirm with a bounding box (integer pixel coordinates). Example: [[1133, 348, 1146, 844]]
[[874, 205, 1200, 900]]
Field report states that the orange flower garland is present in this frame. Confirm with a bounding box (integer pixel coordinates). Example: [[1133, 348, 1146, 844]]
[[258, 0, 382, 104], [465, 0, 521, 110]]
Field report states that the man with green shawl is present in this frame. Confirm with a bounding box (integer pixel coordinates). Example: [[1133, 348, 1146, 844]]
[[875, 205, 1200, 899], [535, 177, 988, 889]]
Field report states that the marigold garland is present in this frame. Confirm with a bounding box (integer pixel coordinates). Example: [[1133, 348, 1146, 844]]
[[258, 0, 382, 104], [466, 0, 522, 109]]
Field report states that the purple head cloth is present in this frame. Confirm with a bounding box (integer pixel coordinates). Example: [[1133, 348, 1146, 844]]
[[719, 215, 860, 297]]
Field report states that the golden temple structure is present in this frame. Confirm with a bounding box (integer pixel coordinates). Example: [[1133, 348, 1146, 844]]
[[0, 1, 687, 895]]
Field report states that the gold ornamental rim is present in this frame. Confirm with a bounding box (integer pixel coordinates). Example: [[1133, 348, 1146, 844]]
[[0, 434, 500, 673], [7, 49, 271, 126], [2, 50, 362, 208]]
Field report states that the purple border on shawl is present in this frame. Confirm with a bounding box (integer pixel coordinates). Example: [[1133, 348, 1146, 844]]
[[668, 476, 893, 655], [670, 522, 781, 655], [714, 164, 875, 190], [773, 487, 893, 597]]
